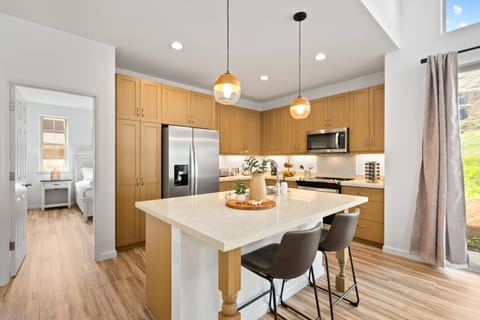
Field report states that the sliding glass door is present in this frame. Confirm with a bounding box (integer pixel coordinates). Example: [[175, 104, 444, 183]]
[[459, 66, 480, 271]]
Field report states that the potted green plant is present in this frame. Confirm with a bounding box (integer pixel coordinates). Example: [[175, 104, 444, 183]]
[[233, 180, 247, 203], [242, 156, 267, 201]]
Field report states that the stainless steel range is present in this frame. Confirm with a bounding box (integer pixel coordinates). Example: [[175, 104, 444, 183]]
[[296, 176, 354, 193]]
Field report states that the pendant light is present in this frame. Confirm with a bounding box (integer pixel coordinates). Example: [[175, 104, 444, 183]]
[[214, 0, 241, 105], [290, 12, 311, 120]]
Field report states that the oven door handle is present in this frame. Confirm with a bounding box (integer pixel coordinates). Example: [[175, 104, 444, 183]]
[[335, 132, 340, 149]]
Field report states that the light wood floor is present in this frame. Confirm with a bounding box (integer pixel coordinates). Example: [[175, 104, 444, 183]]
[[1, 208, 479, 320]]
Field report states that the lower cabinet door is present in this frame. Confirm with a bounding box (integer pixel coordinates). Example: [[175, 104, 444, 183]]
[[116, 184, 140, 247], [355, 218, 384, 244]]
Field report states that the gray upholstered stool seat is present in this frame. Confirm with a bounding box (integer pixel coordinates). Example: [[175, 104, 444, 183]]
[[239, 224, 323, 320]]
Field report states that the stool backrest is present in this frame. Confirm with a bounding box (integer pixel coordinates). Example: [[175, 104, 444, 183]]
[[267, 223, 322, 279], [320, 209, 360, 252]]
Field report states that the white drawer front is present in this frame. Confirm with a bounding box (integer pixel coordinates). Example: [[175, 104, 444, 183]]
[[44, 181, 69, 189]]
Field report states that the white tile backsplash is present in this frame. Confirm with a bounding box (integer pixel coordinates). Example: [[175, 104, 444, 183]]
[[219, 154, 385, 177], [355, 154, 385, 176], [316, 154, 356, 178]]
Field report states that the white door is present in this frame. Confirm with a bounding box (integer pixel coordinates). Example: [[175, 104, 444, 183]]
[[9, 86, 28, 277]]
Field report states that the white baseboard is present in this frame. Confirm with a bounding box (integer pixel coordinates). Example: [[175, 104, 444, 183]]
[[96, 250, 117, 261], [382, 245, 424, 263]]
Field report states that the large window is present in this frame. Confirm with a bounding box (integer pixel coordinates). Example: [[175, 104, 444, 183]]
[[445, 0, 480, 32], [40, 116, 67, 171], [459, 66, 480, 253]]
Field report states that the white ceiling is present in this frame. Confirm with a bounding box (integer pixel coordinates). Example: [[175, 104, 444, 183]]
[[16, 86, 94, 110], [0, 0, 397, 103]]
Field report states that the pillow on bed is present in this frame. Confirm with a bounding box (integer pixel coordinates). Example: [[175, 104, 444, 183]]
[[81, 167, 93, 181]]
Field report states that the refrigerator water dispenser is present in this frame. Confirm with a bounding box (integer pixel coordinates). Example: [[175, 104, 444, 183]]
[[174, 164, 189, 186]]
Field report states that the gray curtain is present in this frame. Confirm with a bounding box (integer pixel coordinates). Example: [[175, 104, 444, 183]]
[[410, 52, 469, 267]]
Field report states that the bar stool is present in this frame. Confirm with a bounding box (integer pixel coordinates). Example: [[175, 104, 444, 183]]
[[239, 223, 323, 320], [310, 210, 360, 320]]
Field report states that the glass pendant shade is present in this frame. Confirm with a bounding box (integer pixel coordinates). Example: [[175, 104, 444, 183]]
[[214, 72, 241, 105], [290, 96, 311, 119]]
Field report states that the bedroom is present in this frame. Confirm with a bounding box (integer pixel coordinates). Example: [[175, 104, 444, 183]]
[[16, 85, 95, 239]]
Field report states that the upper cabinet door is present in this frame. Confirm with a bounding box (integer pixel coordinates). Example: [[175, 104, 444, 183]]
[[162, 85, 190, 126], [245, 109, 261, 155], [349, 88, 370, 153], [116, 74, 140, 121], [190, 92, 216, 129], [307, 98, 328, 131], [369, 85, 385, 152], [219, 104, 231, 154], [140, 80, 162, 123], [328, 93, 350, 129]]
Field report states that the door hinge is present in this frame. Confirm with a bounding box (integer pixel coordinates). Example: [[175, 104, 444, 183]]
[[9, 241, 15, 251], [9, 171, 15, 181]]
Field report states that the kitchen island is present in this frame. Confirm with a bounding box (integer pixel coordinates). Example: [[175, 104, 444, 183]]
[[136, 188, 367, 320]]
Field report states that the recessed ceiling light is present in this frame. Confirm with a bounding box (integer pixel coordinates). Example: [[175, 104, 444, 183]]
[[170, 41, 183, 50], [260, 75, 269, 81], [315, 53, 327, 61]]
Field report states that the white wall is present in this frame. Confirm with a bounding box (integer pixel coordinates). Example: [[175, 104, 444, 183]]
[[26, 102, 93, 209], [384, 0, 480, 257], [0, 78, 11, 286], [0, 12, 116, 277], [361, 0, 401, 48]]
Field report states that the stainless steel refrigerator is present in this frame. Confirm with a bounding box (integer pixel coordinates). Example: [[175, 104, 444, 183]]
[[162, 125, 219, 198]]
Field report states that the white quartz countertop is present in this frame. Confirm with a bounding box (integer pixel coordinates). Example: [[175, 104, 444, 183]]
[[219, 174, 300, 182], [136, 189, 367, 252], [340, 178, 384, 189]]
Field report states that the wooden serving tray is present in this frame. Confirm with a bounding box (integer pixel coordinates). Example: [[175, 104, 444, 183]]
[[226, 199, 276, 210]]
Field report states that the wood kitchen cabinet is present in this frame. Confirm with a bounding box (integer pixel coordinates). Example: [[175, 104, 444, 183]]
[[262, 108, 282, 154], [307, 93, 349, 131], [116, 120, 161, 248], [219, 180, 250, 192], [342, 186, 384, 245], [349, 85, 384, 153], [219, 105, 261, 155], [116, 74, 162, 123], [162, 85, 216, 129]]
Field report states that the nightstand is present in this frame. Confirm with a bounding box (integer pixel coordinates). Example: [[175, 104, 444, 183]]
[[40, 179, 72, 210]]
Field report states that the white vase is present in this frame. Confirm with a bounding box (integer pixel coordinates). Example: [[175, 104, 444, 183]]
[[249, 173, 266, 201], [235, 193, 247, 203]]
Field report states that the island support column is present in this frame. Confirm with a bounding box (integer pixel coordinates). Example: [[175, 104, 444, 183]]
[[145, 215, 172, 319], [218, 248, 241, 320]]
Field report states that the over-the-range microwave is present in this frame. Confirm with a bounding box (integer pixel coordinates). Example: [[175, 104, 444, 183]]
[[306, 127, 348, 153]]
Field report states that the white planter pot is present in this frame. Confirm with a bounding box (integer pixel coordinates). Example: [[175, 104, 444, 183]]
[[235, 193, 247, 203]]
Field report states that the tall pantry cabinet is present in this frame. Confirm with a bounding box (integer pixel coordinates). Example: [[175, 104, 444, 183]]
[[116, 74, 162, 248]]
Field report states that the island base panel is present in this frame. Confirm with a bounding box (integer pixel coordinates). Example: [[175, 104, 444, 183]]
[[218, 248, 241, 320], [146, 214, 172, 319]]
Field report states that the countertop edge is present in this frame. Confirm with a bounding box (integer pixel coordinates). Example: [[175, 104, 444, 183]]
[[136, 195, 368, 252]]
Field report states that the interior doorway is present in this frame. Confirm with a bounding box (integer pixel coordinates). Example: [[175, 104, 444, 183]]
[[9, 85, 95, 277]]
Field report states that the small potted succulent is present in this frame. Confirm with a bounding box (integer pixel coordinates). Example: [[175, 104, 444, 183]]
[[233, 180, 247, 203]]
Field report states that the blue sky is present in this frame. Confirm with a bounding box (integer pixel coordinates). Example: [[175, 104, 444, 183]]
[[446, 0, 480, 31]]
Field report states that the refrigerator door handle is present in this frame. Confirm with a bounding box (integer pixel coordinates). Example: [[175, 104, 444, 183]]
[[193, 139, 199, 195], [190, 145, 195, 195]]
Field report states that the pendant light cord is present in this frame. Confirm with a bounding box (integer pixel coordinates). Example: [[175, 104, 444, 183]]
[[298, 19, 301, 98], [226, 0, 230, 73]]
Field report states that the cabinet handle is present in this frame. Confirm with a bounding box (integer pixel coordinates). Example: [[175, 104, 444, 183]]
[[136, 178, 139, 187], [141, 178, 144, 186], [136, 108, 140, 117], [357, 192, 368, 197], [324, 119, 327, 127], [142, 108, 145, 117], [359, 205, 368, 209], [357, 224, 367, 228]]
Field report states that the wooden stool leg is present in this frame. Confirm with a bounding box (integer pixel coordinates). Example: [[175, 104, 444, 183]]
[[336, 247, 348, 292], [218, 248, 241, 320]]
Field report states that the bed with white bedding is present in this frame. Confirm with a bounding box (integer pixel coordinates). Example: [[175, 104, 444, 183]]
[[74, 154, 94, 221]]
